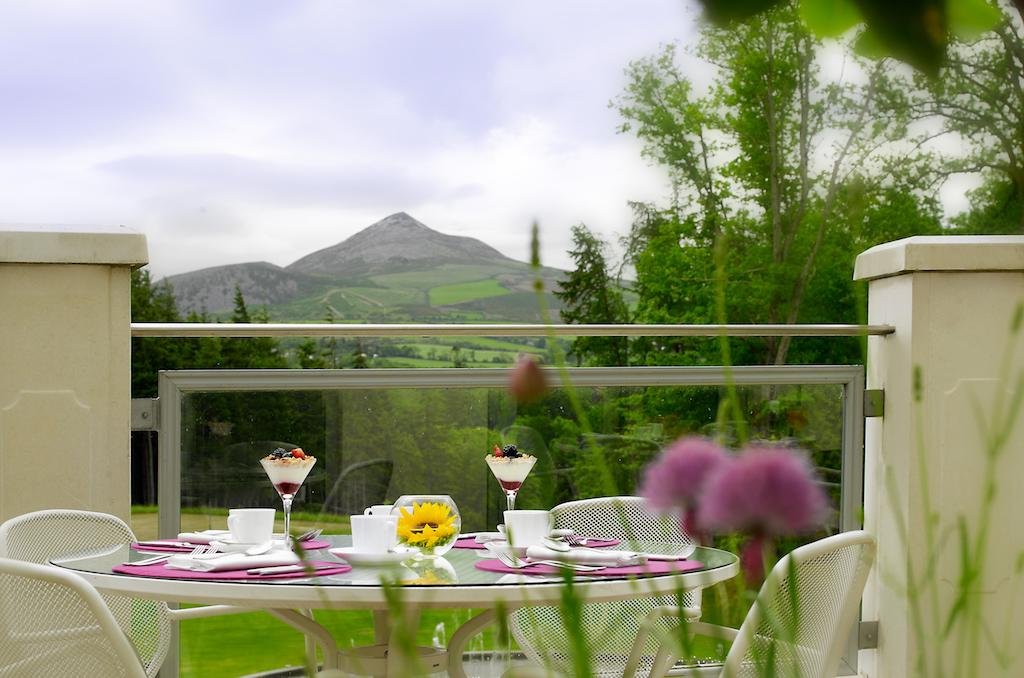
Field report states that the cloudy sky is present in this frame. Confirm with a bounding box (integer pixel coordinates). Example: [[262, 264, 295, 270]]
[[0, 0, 707, 278]]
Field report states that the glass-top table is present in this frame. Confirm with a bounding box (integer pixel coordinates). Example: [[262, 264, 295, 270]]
[[53, 535, 739, 677]]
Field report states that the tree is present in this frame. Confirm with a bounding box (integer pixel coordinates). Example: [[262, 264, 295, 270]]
[[221, 285, 286, 369], [131, 269, 184, 397], [617, 2, 916, 365], [297, 339, 329, 369], [555, 224, 630, 366], [896, 2, 1024, 232]]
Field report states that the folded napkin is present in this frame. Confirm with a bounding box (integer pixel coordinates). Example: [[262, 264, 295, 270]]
[[176, 529, 230, 545], [473, 532, 505, 544], [525, 545, 644, 567], [166, 551, 300, 573]]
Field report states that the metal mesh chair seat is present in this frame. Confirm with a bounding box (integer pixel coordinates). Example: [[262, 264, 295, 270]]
[[629, 530, 876, 678], [0, 510, 171, 677], [0, 557, 148, 677], [509, 497, 701, 678]]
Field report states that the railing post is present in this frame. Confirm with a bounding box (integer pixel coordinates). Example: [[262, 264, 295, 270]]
[[854, 235, 1024, 678], [0, 225, 147, 523]]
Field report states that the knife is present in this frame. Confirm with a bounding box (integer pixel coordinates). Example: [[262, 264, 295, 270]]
[[247, 564, 337, 575]]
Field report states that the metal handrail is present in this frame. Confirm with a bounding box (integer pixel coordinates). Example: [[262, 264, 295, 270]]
[[131, 322, 894, 338]]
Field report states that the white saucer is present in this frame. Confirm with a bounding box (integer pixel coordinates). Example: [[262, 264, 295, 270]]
[[329, 547, 412, 566]]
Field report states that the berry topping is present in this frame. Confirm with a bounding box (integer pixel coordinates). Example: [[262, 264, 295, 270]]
[[492, 444, 503, 458], [290, 448, 306, 458], [502, 444, 521, 458], [270, 447, 289, 459]]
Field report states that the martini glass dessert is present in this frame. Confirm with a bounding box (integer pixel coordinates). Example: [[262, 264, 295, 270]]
[[260, 447, 316, 546], [486, 444, 537, 511]]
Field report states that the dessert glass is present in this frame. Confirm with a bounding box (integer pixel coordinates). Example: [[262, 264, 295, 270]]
[[485, 451, 536, 512], [260, 453, 316, 546]]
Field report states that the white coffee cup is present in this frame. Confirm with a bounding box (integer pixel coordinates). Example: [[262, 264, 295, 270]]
[[350, 514, 398, 553], [503, 510, 552, 548], [227, 508, 275, 544], [364, 504, 394, 516]]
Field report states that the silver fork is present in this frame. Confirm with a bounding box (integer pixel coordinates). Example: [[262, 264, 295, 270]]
[[122, 554, 171, 567], [493, 551, 606, 572], [124, 544, 211, 567], [296, 528, 323, 542]]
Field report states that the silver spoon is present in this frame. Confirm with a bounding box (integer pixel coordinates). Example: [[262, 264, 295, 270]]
[[542, 537, 572, 552], [245, 541, 275, 556]]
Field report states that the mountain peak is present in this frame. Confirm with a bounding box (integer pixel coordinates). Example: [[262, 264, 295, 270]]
[[286, 212, 513, 277], [363, 211, 431, 233]]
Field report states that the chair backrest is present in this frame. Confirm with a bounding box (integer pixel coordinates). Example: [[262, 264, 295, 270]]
[[552, 496, 696, 552], [511, 497, 699, 677], [0, 509, 136, 564], [723, 530, 876, 678], [0, 510, 170, 677], [0, 557, 147, 677]]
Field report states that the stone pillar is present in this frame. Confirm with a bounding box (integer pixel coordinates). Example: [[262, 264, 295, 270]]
[[854, 236, 1024, 678], [0, 225, 147, 523]]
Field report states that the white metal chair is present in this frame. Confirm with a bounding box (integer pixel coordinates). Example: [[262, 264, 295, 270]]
[[0, 509, 247, 677], [0, 556, 149, 677], [509, 496, 702, 678], [625, 530, 876, 678]]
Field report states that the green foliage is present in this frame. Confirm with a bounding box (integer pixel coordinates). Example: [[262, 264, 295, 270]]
[[891, 2, 1024, 233], [616, 3, 942, 366], [131, 269, 183, 397], [131, 270, 288, 397], [696, 0, 1003, 75], [953, 179, 1024, 234]]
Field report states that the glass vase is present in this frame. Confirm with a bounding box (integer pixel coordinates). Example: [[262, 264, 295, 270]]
[[391, 494, 461, 558]]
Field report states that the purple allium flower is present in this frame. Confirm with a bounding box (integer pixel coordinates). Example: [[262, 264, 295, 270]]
[[507, 355, 547, 404], [640, 437, 730, 511], [639, 437, 730, 540], [697, 445, 829, 537]]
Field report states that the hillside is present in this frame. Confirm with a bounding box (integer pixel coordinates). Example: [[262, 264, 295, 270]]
[[164, 261, 331, 316], [164, 212, 565, 323], [288, 212, 516, 277]]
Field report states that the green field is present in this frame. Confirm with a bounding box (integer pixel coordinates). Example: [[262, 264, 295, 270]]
[[371, 263, 522, 289], [430, 279, 510, 306]]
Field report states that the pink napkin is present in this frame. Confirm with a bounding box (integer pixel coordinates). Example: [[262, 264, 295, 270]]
[[112, 560, 351, 580], [474, 558, 703, 577]]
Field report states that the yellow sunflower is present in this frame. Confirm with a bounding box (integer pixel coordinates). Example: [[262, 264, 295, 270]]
[[397, 501, 458, 549]]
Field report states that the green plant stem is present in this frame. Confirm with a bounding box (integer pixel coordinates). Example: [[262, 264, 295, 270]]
[[961, 313, 1024, 674], [712, 230, 748, 445]]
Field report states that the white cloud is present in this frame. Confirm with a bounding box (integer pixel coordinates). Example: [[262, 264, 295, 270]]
[[0, 0, 697, 278]]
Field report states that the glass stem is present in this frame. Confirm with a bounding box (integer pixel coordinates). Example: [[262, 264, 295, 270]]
[[506, 490, 517, 512], [282, 495, 294, 546]]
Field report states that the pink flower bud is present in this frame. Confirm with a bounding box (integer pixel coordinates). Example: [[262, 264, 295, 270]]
[[508, 355, 547, 404]]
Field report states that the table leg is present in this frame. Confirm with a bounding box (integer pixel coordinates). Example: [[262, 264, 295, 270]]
[[302, 609, 318, 671], [266, 608, 340, 670], [385, 607, 420, 678], [446, 608, 498, 678], [372, 609, 391, 644]]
